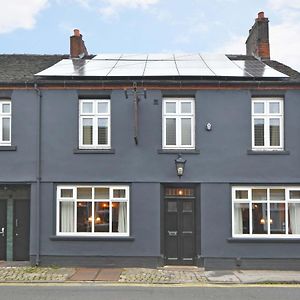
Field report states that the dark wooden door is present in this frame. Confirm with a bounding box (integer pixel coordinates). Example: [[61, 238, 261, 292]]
[[13, 200, 30, 261], [164, 187, 196, 265], [0, 200, 6, 260]]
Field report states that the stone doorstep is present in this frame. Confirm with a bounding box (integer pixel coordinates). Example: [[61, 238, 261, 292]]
[[69, 268, 123, 282]]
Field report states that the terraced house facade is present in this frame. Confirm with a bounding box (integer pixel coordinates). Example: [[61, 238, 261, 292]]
[[1, 12, 300, 269]]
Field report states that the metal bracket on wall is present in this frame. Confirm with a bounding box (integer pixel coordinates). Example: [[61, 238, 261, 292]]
[[124, 82, 147, 145]]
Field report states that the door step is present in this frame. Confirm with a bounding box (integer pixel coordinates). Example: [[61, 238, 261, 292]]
[[161, 266, 204, 272]]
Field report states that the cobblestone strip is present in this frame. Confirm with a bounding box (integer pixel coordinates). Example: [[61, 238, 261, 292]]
[[0, 267, 75, 282], [119, 268, 207, 284]]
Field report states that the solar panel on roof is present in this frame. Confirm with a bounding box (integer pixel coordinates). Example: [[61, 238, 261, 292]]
[[35, 54, 288, 78]]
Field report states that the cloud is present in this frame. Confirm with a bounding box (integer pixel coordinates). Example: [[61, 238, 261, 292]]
[[0, 0, 48, 34], [268, 0, 300, 10], [98, 0, 160, 18]]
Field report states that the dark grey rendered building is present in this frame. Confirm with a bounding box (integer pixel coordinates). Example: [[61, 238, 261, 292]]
[[1, 12, 300, 270]]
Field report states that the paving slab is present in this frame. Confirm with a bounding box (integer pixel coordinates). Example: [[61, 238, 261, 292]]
[[69, 268, 100, 281], [95, 268, 123, 281], [204, 271, 240, 284]]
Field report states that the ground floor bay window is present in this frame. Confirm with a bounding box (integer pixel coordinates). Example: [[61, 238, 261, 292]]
[[232, 186, 300, 237], [56, 185, 129, 236]]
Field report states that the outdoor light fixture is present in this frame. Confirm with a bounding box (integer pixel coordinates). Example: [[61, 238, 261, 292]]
[[175, 154, 186, 177]]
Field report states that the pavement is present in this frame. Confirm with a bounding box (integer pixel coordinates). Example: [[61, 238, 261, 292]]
[[1, 261, 300, 285]]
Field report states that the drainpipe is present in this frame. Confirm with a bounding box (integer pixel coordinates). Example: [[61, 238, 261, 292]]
[[34, 83, 42, 266]]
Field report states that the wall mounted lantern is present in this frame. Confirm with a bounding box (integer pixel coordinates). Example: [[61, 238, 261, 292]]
[[175, 154, 186, 177]]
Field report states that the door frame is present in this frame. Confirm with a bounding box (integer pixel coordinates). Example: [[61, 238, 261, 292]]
[[160, 183, 199, 266]]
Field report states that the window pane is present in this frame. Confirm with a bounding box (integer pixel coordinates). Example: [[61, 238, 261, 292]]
[[60, 202, 74, 232], [183, 201, 193, 212], [77, 202, 92, 232], [290, 191, 300, 200], [270, 189, 285, 201], [234, 203, 249, 234], [165, 188, 195, 197], [270, 118, 280, 146], [254, 118, 264, 146], [270, 203, 285, 234], [2, 118, 10, 141], [235, 190, 248, 199], [269, 102, 280, 114], [252, 189, 267, 201], [94, 202, 109, 232], [113, 189, 126, 198], [98, 102, 108, 114], [98, 118, 108, 145], [254, 102, 264, 114], [82, 119, 93, 145], [181, 102, 191, 113], [166, 118, 176, 145], [168, 201, 177, 212], [60, 189, 73, 198], [77, 188, 92, 199], [2, 104, 10, 113], [252, 203, 268, 234], [288, 203, 300, 234], [181, 118, 191, 145], [94, 188, 109, 199], [112, 202, 127, 233], [165, 102, 176, 113], [82, 102, 93, 113]]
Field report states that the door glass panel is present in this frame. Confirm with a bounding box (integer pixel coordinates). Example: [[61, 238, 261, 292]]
[[168, 201, 177, 212], [77, 202, 92, 232], [94, 202, 109, 232], [165, 188, 195, 197], [183, 201, 192, 212]]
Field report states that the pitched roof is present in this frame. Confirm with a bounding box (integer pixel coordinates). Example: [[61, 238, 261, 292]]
[[0, 54, 67, 83]]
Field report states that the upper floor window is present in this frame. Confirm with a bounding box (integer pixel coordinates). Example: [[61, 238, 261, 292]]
[[252, 98, 283, 151], [0, 100, 11, 146], [57, 185, 129, 236], [162, 98, 195, 149], [232, 186, 300, 238], [79, 99, 111, 149]]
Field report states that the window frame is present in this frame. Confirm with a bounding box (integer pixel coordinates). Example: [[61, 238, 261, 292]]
[[0, 100, 11, 146], [79, 99, 111, 149], [251, 98, 284, 151], [232, 186, 300, 238], [56, 185, 130, 237], [162, 98, 195, 149]]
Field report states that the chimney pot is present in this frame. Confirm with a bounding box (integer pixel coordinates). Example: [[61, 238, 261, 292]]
[[73, 29, 80, 37], [257, 11, 265, 19]]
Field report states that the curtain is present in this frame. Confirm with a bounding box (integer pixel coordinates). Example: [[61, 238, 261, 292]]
[[289, 203, 300, 234], [234, 204, 243, 234], [118, 202, 127, 233], [60, 202, 74, 232]]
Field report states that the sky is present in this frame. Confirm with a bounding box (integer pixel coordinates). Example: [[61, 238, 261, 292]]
[[0, 0, 300, 71]]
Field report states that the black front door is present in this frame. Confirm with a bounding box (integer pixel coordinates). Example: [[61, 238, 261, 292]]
[[0, 200, 7, 260], [13, 199, 30, 261], [164, 186, 196, 265]]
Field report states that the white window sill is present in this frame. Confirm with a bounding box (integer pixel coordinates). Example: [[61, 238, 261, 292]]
[[50, 235, 134, 241], [247, 149, 289, 155], [158, 148, 200, 154], [228, 237, 300, 243]]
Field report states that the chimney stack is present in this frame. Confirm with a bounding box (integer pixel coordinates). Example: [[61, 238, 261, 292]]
[[246, 12, 270, 59], [70, 29, 88, 58]]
